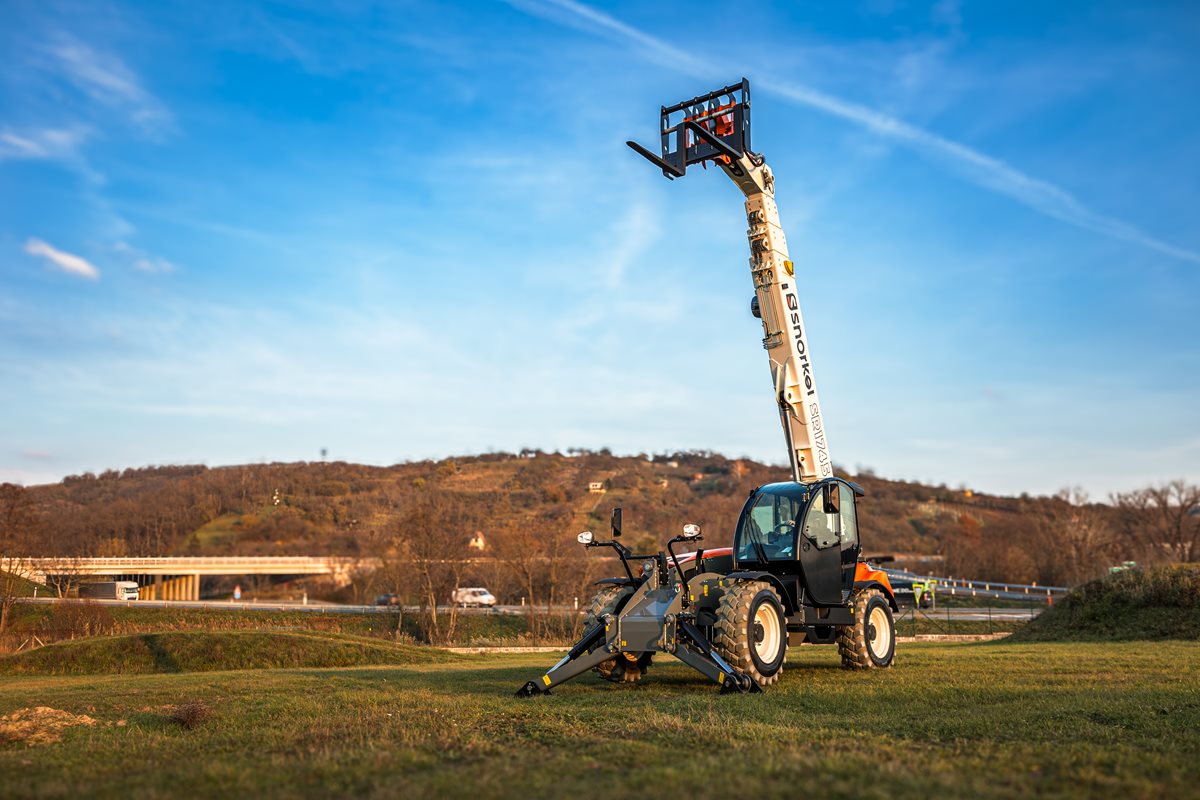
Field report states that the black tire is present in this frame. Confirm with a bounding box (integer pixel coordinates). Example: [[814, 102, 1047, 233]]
[[713, 580, 787, 686], [837, 588, 895, 669], [582, 585, 652, 684]]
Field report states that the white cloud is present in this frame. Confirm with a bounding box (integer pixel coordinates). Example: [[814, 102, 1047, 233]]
[[46, 37, 173, 135], [602, 200, 659, 288], [23, 238, 100, 280], [521, 0, 1200, 265], [113, 241, 176, 273], [0, 127, 90, 161]]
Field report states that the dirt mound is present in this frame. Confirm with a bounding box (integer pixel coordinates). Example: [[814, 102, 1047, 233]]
[[1010, 564, 1200, 642], [0, 707, 96, 745]]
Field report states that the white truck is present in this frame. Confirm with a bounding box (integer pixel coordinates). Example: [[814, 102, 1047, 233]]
[[78, 581, 139, 601]]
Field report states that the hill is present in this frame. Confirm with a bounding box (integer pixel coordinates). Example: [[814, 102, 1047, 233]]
[[1010, 565, 1200, 642], [0, 630, 452, 676], [6, 451, 1123, 588]]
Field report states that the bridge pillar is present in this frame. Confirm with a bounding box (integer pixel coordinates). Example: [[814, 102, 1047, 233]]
[[190, 574, 200, 601]]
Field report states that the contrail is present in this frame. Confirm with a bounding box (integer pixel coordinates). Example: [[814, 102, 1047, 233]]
[[515, 0, 1200, 264]]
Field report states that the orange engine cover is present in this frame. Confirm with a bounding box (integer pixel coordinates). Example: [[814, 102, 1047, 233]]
[[855, 561, 895, 596]]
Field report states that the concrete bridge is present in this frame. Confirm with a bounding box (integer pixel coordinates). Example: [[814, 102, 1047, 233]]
[[25, 556, 364, 601]]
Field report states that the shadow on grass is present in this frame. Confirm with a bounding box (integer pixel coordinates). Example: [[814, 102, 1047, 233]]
[[140, 635, 181, 673], [123, 710, 183, 732], [301, 657, 855, 701]]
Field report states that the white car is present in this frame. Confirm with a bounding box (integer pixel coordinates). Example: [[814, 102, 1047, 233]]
[[451, 587, 497, 608]]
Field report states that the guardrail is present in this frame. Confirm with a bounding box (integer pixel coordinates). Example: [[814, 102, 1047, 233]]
[[24, 556, 356, 566], [884, 569, 1069, 604]]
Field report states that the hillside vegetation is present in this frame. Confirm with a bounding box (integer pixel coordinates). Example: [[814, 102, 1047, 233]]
[[1011, 565, 1200, 642], [8, 452, 1115, 576], [4, 455, 1195, 627]]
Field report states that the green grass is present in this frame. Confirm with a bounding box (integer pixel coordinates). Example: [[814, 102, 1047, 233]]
[[6, 603, 1023, 653], [1, 571, 49, 598], [0, 631, 458, 675], [188, 513, 246, 549], [0, 641, 1197, 798], [1012, 564, 1200, 642], [5, 604, 569, 647]]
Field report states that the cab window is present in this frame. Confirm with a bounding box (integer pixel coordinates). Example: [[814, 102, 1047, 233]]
[[802, 486, 841, 549], [736, 487, 805, 562], [838, 483, 858, 549]]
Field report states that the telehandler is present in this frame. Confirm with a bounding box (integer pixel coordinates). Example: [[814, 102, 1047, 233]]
[[517, 80, 896, 696]]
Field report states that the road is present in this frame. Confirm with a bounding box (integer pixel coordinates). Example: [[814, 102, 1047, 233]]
[[19, 597, 1041, 621], [898, 606, 1040, 622]]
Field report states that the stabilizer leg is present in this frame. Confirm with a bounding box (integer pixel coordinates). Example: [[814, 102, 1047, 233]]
[[676, 620, 761, 693], [515, 622, 613, 697]]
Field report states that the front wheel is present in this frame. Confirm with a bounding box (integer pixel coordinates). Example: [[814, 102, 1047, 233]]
[[583, 585, 652, 684], [713, 580, 787, 686], [837, 588, 895, 669]]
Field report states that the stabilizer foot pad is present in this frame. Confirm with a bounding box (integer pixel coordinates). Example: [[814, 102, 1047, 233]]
[[515, 681, 550, 698]]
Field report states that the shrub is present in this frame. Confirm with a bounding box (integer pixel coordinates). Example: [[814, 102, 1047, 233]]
[[44, 602, 114, 640], [170, 700, 212, 730]]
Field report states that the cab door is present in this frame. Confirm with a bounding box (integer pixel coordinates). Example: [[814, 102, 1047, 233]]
[[799, 481, 859, 605]]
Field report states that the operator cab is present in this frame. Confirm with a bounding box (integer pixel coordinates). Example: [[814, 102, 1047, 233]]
[[733, 479, 865, 605]]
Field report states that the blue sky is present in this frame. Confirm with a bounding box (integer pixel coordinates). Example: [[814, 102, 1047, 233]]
[[1, 0, 1197, 497]]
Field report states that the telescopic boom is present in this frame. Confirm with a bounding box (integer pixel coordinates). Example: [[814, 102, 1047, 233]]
[[627, 79, 833, 483]]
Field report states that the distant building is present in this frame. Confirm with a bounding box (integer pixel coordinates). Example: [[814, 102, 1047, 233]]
[[588, 481, 606, 494], [657, 478, 670, 489], [667, 461, 679, 469], [468, 531, 487, 551]]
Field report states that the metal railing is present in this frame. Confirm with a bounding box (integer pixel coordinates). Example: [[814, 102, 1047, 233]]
[[884, 569, 1069, 604], [24, 556, 355, 566]]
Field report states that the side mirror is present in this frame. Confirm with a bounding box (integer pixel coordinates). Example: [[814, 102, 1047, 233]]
[[577, 531, 594, 545], [823, 483, 841, 514], [682, 523, 702, 539], [611, 508, 623, 538]]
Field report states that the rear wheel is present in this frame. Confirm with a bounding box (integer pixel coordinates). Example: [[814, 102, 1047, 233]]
[[713, 580, 787, 686], [837, 588, 895, 668], [583, 585, 652, 683]]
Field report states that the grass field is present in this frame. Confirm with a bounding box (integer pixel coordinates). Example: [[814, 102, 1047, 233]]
[[4, 603, 1020, 654], [1, 638, 1197, 799], [0, 631, 455, 676]]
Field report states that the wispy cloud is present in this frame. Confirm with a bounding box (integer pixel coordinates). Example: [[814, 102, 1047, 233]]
[[519, 0, 1200, 265], [23, 238, 101, 280], [45, 36, 173, 135], [602, 200, 659, 288], [113, 241, 176, 274], [0, 127, 90, 161]]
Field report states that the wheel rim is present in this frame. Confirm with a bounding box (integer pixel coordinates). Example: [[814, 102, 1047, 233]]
[[753, 603, 782, 662], [868, 605, 892, 658]]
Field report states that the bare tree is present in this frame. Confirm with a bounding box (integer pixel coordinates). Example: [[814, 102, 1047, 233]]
[[1112, 480, 1200, 563], [395, 489, 476, 643], [0, 484, 36, 633], [1032, 488, 1117, 585]]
